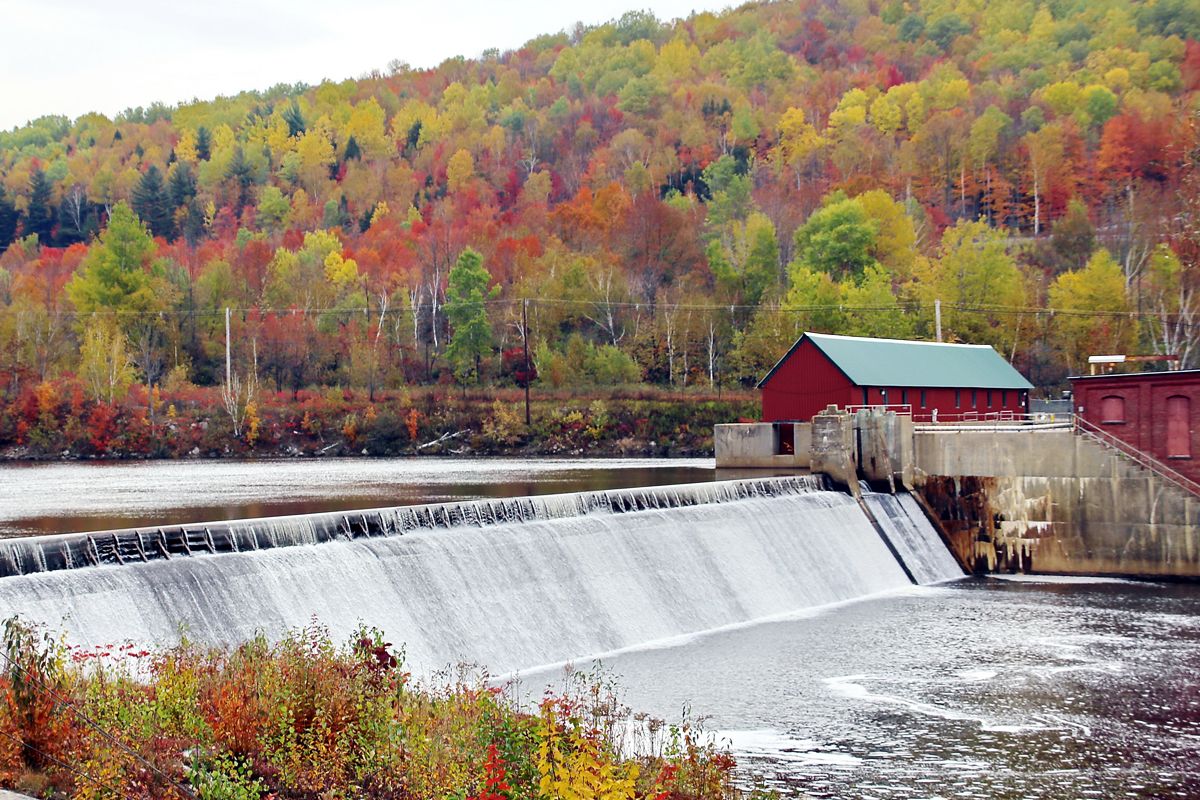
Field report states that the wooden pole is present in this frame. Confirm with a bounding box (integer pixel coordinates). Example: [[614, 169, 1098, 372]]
[[523, 298, 531, 426], [225, 307, 231, 386], [935, 299, 942, 342]]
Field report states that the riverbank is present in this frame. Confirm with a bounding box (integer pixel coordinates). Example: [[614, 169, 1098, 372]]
[[0, 619, 747, 799], [0, 382, 757, 461]]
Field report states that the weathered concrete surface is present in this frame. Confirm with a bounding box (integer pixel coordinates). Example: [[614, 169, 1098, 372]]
[[914, 429, 1200, 578], [856, 410, 914, 491], [0, 791, 38, 799], [810, 412, 857, 491], [714, 422, 811, 468]]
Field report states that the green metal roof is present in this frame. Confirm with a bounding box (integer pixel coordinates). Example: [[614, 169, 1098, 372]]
[[759, 332, 1034, 390]]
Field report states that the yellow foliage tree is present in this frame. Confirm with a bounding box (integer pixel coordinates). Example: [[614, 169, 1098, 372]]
[[1048, 249, 1136, 373], [447, 148, 475, 192]]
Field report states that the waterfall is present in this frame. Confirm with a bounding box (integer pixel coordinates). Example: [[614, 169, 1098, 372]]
[[863, 491, 963, 585], [0, 477, 959, 675]]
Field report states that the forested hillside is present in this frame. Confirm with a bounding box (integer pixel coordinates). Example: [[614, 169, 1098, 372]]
[[1, 0, 1199, 456]]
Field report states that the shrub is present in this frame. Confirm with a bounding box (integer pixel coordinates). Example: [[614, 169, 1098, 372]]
[[0, 618, 747, 800]]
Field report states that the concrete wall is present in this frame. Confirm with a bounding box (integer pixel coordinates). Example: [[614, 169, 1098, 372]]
[[914, 428, 1200, 579], [714, 423, 811, 468]]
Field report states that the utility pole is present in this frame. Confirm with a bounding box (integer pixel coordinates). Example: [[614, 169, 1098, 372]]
[[225, 307, 232, 386], [934, 299, 942, 342], [522, 298, 531, 426]]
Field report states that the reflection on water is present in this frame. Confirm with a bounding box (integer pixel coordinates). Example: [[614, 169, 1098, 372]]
[[0, 457, 714, 536], [529, 577, 1200, 799]]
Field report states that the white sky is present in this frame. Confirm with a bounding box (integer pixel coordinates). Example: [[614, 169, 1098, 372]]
[[0, 0, 722, 131]]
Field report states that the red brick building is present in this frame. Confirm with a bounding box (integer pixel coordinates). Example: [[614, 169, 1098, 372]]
[[1070, 370, 1200, 481], [758, 332, 1033, 423]]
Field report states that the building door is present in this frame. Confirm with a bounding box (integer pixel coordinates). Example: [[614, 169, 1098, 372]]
[[1167, 395, 1191, 458]]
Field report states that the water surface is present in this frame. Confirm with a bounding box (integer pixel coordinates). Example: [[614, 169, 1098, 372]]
[[525, 576, 1200, 798], [0, 457, 714, 536]]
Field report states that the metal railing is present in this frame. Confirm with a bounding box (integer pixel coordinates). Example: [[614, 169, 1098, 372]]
[[843, 405, 1070, 428], [844, 404, 913, 415], [826, 403, 1199, 497], [911, 410, 1067, 426], [1073, 415, 1200, 498]]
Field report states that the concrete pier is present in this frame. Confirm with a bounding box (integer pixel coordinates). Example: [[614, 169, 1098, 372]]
[[914, 427, 1200, 578], [716, 411, 1200, 580]]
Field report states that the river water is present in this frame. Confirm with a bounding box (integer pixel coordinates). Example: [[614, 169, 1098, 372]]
[[2, 458, 1198, 797], [0, 457, 714, 536], [525, 576, 1200, 799]]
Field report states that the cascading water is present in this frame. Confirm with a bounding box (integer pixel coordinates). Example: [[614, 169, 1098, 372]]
[[862, 491, 964, 585], [0, 476, 960, 675]]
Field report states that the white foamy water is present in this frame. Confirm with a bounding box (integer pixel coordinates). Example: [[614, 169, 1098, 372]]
[[0, 479, 961, 675], [863, 492, 964, 584]]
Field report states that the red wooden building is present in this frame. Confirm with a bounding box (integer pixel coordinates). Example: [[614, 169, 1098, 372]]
[[758, 332, 1033, 423], [1070, 370, 1200, 482]]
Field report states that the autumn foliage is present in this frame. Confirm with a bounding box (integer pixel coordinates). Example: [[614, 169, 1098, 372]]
[[0, 618, 742, 800], [1, 0, 1200, 435]]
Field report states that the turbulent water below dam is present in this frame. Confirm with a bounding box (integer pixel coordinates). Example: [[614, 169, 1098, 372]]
[[0, 458, 1195, 797], [559, 576, 1200, 799]]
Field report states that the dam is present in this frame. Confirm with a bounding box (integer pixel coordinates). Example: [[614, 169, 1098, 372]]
[[0, 476, 960, 674], [0, 459, 1195, 796]]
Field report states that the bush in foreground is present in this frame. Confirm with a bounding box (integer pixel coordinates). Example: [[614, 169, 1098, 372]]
[[0, 618, 749, 799]]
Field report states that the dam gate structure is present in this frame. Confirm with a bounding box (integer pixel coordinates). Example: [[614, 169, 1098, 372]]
[[716, 409, 1200, 580]]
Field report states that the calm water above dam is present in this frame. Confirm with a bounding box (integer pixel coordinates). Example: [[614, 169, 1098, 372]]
[[0, 457, 714, 537]]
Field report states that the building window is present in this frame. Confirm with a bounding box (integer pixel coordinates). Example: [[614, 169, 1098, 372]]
[[955, 389, 961, 409], [987, 390, 993, 408], [1002, 390, 1008, 407], [1167, 395, 1191, 458], [971, 390, 978, 409], [881, 389, 889, 404], [901, 389, 908, 407], [921, 390, 927, 408], [1100, 395, 1126, 424], [862, 387, 869, 405]]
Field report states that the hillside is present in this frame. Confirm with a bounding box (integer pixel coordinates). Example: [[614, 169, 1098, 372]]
[[1, 0, 1199, 455]]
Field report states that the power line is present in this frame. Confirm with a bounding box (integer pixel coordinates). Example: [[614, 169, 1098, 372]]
[[0, 298, 1195, 322]]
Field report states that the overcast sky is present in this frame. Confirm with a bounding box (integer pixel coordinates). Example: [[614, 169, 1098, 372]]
[[1, 0, 722, 131]]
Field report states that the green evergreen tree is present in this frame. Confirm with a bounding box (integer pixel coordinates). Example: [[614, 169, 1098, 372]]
[[180, 201, 207, 246], [168, 162, 197, 208], [283, 100, 306, 137], [25, 167, 54, 243], [0, 185, 17, 252], [226, 147, 255, 215], [195, 126, 212, 161], [343, 135, 361, 162], [67, 203, 157, 313], [67, 203, 176, 395], [132, 165, 175, 239], [444, 248, 498, 383]]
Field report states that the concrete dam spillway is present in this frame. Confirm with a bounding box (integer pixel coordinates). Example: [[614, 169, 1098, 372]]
[[0, 477, 962, 675]]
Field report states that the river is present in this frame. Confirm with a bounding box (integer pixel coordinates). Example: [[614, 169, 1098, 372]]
[[523, 576, 1200, 798], [1, 458, 1197, 798], [0, 457, 714, 536]]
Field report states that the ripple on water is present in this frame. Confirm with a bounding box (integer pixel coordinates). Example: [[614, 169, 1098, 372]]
[[575, 579, 1200, 799]]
